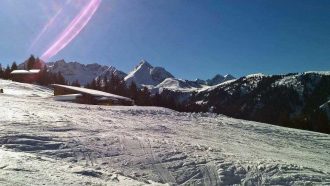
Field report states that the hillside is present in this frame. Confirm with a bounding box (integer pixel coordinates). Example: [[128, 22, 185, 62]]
[[161, 72, 330, 133], [0, 79, 329, 185]]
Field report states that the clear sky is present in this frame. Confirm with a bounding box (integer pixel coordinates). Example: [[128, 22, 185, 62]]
[[0, 0, 329, 80]]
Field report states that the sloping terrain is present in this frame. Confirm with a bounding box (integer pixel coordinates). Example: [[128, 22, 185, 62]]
[[188, 72, 330, 133], [0, 80, 329, 185]]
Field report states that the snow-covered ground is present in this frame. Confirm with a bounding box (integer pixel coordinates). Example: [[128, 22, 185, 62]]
[[0, 80, 329, 185]]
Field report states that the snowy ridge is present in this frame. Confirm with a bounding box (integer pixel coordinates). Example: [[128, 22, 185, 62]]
[[155, 78, 204, 92], [206, 74, 236, 86], [46, 60, 127, 85]]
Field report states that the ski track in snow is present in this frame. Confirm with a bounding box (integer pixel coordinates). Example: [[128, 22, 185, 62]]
[[0, 79, 329, 185]]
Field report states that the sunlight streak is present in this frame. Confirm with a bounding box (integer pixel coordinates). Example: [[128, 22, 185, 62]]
[[29, 0, 72, 52], [41, 0, 101, 62]]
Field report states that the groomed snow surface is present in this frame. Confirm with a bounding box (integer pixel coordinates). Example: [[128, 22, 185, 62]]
[[0, 79, 329, 185]]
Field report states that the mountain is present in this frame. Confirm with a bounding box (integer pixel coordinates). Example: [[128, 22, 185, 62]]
[[46, 60, 127, 85], [155, 78, 204, 91], [150, 78, 208, 103], [124, 60, 174, 87], [187, 71, 330, 133], [206, 74, 236, 86]]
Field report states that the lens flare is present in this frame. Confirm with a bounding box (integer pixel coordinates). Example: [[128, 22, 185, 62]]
[[41, 0, 101, 62], [29, 0, 72, 52], [29, 7, 63, 51]]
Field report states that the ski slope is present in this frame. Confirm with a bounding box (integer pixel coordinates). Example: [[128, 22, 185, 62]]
[[0, 79, 329, 185]]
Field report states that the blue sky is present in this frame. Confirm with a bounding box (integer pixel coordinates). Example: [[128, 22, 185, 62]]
[[0, 0, 329, 80]]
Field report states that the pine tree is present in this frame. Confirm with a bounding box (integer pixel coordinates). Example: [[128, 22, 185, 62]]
[[37, 66, 49, 85], [136, 87, 151, 106], [117, 80, 127, 96], [27, 55, 36, 70], [109, 72, 119, 93], [129, 81, 138, 101], [152, 92, 162, 106], [10, 62, 18, 71], [55, 72, 66, 85], [90, 79, 97, 90], [0, 64, 3, 79], [102, 76, 108, 92], [71, 80, 81, 87], [34, 57, 43, 69], [96, 77, 102, 90], [4, 65, 11, 79]]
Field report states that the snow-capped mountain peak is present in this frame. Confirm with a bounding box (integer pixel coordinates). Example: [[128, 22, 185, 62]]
[[136, 60, 153, 69], [124, 60, 174, 86]]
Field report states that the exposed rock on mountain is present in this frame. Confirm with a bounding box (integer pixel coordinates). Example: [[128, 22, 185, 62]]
[[46, 60, 127, 85]]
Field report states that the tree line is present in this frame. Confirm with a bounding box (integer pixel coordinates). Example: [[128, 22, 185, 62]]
[[84, 73, 185, 108], [0, 61, 18, 79], [0, 55, 67, 85]]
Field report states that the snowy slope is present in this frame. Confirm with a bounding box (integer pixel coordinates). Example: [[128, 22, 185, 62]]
[[0, 79, 329, 185], [192, 72, 330, 133], [150, 78, 206, 103], [47, 60, 127, 85], [155, 78, 204, 92], [0, 79, 52, 97], [124, 60, 174, 86]]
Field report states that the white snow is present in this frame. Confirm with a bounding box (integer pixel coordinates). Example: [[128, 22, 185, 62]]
[[0, 79, 329, 185], [245, 73, 266, 78], [54, 93, 82, 102], [52, 84, 133, 102], [154, 78, 203, 92], [0, 79, 52, 97], [304, 71, 330, 76], [10, 69, 40, 74]]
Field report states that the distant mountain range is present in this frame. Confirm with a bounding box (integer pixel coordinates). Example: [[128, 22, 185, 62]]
[[46, 60, 127, 85], [17, 59, 330, 133], [37, 59, 236, 91]]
